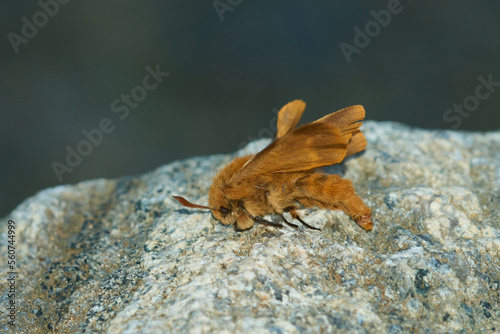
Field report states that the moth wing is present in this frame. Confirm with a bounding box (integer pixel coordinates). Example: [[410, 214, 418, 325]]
[[276, 100, 306, 138], [345, 130, 367, 158], [314, 105, 365, 135], [234, 122, 347, 183], [314, 105, 366, 157]]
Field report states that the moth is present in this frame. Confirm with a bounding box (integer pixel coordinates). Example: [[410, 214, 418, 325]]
[[173, 100, 373, 231]]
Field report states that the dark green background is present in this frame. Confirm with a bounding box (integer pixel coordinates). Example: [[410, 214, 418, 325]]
[[1, 1, 499, 217]]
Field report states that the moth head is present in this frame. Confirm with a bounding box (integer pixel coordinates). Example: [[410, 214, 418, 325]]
[[172, 188, 237, 226], [208, 183, 237, 225]]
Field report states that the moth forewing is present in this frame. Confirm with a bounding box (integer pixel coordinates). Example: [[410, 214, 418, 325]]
[[232, 122, 348, 180], [313, 105, 365, 135]]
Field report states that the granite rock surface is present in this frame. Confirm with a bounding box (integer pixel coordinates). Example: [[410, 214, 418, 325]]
[[1, 121, 499, 333]]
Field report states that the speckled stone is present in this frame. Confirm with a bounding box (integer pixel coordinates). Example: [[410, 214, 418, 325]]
[[1, 121, 499, 333]]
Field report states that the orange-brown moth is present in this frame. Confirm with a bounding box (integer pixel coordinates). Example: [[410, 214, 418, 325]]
[[173, 100, 373, 231]]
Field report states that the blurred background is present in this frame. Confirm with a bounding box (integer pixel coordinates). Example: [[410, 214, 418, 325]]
[[1, 1, 499, 217]]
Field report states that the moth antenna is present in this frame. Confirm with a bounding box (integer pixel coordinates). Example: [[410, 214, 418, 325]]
[[172, 196, 213, 210]]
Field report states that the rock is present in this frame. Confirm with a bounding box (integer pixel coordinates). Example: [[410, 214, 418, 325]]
[[1, 121, 499, 333]]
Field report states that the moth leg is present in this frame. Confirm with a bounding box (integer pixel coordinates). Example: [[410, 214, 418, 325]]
[[239, 203, 284, 229], [235, 214, 255, 230], [254, 216, 284, 228], [285, 207, 321, 231], [278, 214, 299, 229]]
